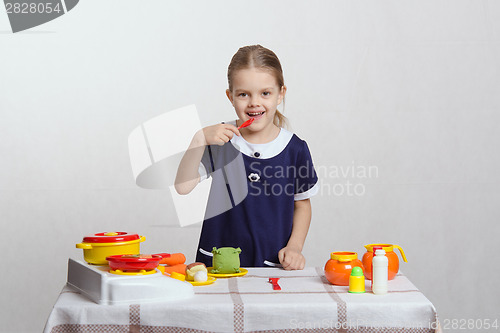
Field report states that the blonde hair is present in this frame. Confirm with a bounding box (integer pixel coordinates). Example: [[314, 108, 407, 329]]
[[227, 45, 288, 128]]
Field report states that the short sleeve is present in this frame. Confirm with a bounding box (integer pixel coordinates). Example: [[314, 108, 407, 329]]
[[198, 162, 208, 182], [199, 146, 214, 182], [294, 141, 319, 200]]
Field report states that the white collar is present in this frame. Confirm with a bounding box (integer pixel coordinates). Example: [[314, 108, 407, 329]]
[[227, 120, 293, 159]]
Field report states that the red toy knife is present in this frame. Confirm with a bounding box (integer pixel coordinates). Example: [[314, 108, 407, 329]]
[[238, 118, 255, 129], [269, 278, 281, 290]]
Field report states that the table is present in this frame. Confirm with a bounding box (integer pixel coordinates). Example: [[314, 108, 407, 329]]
[[44, 267, 441, 333]]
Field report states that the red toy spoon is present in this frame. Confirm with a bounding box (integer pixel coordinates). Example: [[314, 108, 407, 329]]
[[269, 278, 281, 290], [238, 118, 255, 129]]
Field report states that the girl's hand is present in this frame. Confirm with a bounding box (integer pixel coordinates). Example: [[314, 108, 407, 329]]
[[278, 246, 306, 270], [202, 123, 241, 146]]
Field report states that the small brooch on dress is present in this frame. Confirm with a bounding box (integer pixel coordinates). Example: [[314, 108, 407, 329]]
[[248, 173, 260, 182]]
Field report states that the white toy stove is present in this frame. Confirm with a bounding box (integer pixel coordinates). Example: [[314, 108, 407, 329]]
[[67, 258, 194, 305]]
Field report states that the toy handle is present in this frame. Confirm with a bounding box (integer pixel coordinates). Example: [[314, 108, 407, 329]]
[[199, 248, 214, 257], [393, 244, 407, 262], [76, 243, 92, 249], [338, 258, 352, 262]]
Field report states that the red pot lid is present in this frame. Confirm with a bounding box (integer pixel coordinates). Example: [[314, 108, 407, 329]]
[[106, 254, 162, 263], [82, 232, 140, 243]]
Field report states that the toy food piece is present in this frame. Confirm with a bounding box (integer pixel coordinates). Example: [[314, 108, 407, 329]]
[[158, 253, 186, 266], [185, 262, 208, 281], [121, 254, 153, 258], [211, 247, 241, 274], [194, 270, 208, 282], [163, 264, 187, 275]]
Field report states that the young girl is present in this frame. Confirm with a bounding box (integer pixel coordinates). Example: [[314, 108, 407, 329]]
[[175, 45, 318, 270]]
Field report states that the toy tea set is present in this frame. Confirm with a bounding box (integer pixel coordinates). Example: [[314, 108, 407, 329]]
[[324, 243, 407, 294], [68, 231, 247, 304]]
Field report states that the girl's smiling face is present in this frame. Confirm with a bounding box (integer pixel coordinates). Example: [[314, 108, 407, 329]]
[[226, 67, 286, 134]]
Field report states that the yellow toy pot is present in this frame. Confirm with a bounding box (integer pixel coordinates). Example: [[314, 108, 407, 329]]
[[76, 232, 146, 265]]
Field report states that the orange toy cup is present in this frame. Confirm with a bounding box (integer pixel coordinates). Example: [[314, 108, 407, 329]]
[[324, 252, 364, 286], [362, 244, 407, 280]]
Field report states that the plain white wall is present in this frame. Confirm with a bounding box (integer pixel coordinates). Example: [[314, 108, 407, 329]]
[[1, 1, 499, 332]]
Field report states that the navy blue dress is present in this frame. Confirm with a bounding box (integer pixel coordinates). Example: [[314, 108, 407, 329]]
[[196, 123, 318, 267]]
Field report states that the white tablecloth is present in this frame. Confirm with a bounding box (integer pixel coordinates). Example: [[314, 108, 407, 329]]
[[44, 267, 441, 333]]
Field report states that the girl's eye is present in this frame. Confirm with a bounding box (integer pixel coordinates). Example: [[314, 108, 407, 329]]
[[262, 91, 270, 96], [238, 93, 247, 97]]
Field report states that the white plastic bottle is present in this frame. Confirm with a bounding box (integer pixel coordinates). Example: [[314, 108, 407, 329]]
[[372, 249, 388, 295]]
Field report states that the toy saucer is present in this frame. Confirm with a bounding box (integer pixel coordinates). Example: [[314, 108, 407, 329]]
[[207, 267, 248, 278], [187, 276, 216, 286]]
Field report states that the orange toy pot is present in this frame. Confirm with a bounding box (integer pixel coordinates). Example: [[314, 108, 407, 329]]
[[324, 252, 364, 286], [362, 244, 407, 280]]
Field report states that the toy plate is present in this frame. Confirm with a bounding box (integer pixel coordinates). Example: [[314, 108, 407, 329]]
[[207, 267, 248, 278], [187, 276, 216, 286]]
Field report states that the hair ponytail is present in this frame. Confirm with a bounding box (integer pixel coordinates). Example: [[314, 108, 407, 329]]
[[274, 109, 288, 129]]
